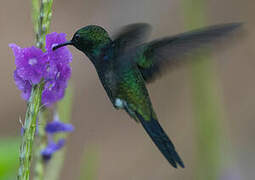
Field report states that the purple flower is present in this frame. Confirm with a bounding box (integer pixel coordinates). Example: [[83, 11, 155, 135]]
[[41, 113, 74, 160], [10, 32, 72, 106], [10, 44, 45, 84], [42, 63, 71, 106], [45, 113, 74, 134], [13, 70, 32, 100], [45, 32, 72, 65], [41, 138, 65, 160]]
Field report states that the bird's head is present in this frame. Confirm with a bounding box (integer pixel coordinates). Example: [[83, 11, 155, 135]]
[[53, 25, 111, 57]]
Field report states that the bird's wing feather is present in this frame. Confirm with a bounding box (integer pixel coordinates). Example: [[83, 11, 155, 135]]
[[135, 23, 242, 82], [112, 23, 152, 56]]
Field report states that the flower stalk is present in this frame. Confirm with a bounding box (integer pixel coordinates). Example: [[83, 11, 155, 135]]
[[17, 0, 54, 179], [18, 82, 44, 180], [32, 0, 53, 49], [34, 111, 48, 180]]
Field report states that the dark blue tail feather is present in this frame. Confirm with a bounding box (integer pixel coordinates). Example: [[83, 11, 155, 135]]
[[135, 112, 184, 168]]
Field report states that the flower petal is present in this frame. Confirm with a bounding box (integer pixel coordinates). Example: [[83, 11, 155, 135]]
[[41, 138, 65, 160], [13, 70, 32, 100], [45, 114, 74, 134], [45, 32, 72, 64]]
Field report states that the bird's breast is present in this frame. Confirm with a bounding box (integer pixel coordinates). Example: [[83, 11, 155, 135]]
[[96, 68, 118, 105]]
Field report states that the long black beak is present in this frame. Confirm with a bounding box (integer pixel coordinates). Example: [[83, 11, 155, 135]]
[[52, 41, 73, 51]]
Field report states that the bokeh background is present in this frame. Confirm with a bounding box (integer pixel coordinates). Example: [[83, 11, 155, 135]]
[[1, 0, 254, 179]]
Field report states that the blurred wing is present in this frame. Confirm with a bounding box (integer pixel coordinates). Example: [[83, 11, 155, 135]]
[[136, 23, 242, 82], [112, 23, 152, 55]]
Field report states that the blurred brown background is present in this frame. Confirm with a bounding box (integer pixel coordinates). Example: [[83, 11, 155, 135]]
[[1, 0, 254, 179]]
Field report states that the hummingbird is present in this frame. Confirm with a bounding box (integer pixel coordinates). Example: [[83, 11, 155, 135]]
[[53, 22, 242, 168]]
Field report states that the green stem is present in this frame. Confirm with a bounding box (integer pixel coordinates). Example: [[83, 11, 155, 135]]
[[31, 0, 53, 179], [17, 83, 44, 180], [80, 146, 99, 180], [17, 0, 53, 179], [36, 0, 45, 49], [32, 0, 53, 180], [34, 111, 48, 180], [181, 0, 224, 179], [32, 0, 53, 50]]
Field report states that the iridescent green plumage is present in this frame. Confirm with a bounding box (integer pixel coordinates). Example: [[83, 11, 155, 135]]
[[53, 22, 242, 168]]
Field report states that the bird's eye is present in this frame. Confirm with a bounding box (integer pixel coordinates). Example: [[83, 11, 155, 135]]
[[74, 34, 80, 41]]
